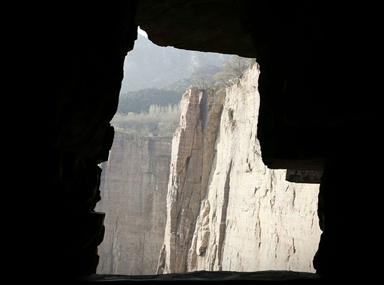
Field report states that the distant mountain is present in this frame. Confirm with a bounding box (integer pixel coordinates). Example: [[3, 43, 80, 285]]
[[121, 35, 230, 93]]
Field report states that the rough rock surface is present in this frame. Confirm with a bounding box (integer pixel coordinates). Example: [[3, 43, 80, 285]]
[[136, 0, 257, 57], [158, 64, 321, 274], [156, 86, 226, 274], [96, 132, 172, 275]]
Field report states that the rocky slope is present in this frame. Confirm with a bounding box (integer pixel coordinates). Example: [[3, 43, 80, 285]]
[[96, 132, 172, 274], [157, 63, 321, 274]]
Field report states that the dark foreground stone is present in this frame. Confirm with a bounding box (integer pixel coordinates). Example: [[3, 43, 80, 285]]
[[78, 270, 323, 283]]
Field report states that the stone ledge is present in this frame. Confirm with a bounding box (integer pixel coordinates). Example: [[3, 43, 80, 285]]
[[78, 270, 324, 283], [286, 170, 323, 184]]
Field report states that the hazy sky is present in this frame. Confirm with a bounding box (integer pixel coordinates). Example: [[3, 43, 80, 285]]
[[138, 27, 148, 38]]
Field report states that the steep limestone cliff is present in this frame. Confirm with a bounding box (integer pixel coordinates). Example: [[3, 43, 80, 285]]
[[158, 63, 321, 274], [96, 132, 172, 275], [157, 87, 226, 274]]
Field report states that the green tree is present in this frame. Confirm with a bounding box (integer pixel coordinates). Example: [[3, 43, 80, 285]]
[[112, 103, 180, 136]]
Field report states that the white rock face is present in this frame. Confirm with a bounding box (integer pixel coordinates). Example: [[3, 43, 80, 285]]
[[158, 63, 321, 274], [96, 132, 172, 275]]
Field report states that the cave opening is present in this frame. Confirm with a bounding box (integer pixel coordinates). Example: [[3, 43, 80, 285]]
[[35, 1, 381, 282]]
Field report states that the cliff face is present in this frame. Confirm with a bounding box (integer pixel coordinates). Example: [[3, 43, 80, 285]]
[[158, 64, 321, 274], [157, 87, 226, 274], [97, 64, 321, 275], [96, 132, 172, 275]]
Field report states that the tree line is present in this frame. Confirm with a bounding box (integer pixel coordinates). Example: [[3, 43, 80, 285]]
[[113, 55, 255, 136], [112, 103, 181, 137], [118, 88, 182, 115]]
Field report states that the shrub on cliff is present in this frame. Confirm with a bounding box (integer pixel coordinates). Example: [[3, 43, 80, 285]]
[[191, 56, 256, 89], [213, 55, 256, 87]]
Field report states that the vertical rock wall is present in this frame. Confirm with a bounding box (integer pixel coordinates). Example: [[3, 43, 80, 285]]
[[158, 63, 321, 274], [96, 132, 172, 274], [157, 87, 226, 273]]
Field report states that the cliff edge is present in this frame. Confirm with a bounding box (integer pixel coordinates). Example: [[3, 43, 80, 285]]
[[157, 63, 321, 274]]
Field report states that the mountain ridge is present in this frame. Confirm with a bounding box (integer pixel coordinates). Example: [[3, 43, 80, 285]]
[[121, 35, 230, 93]]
